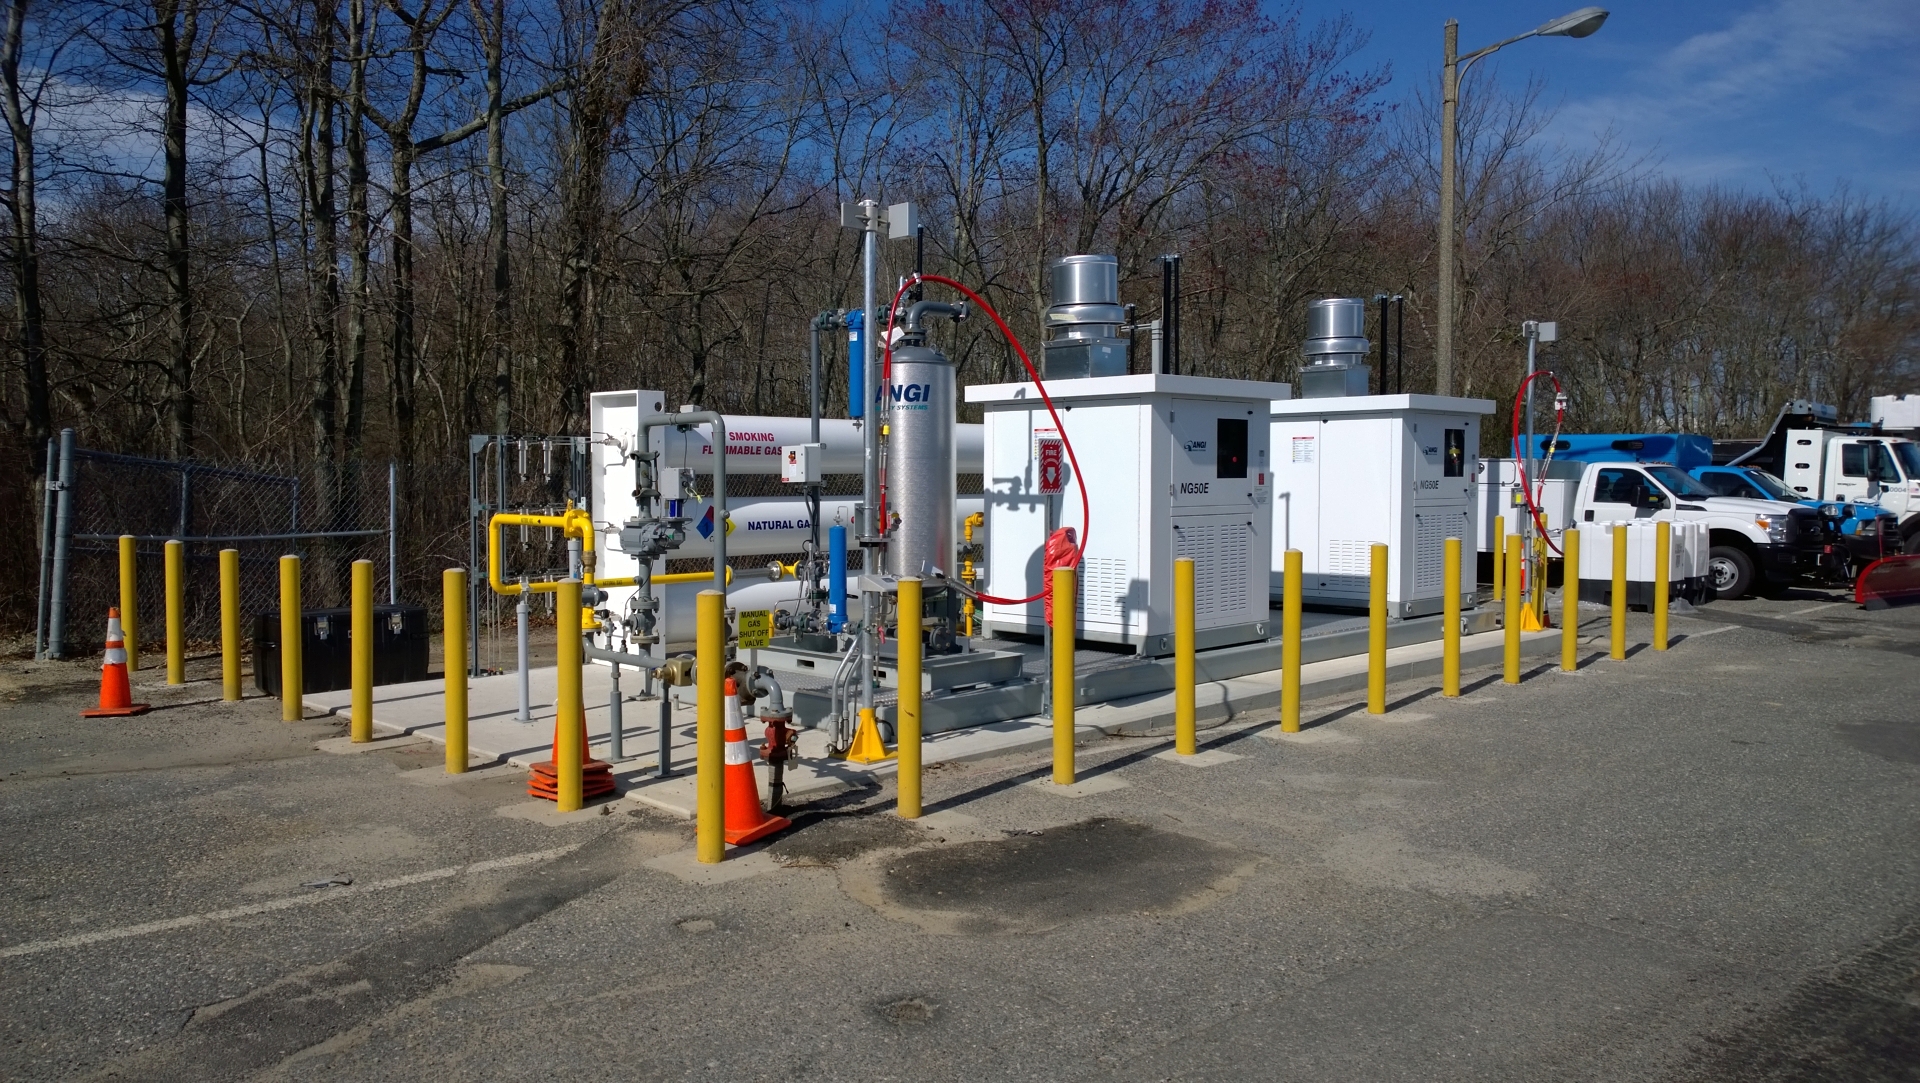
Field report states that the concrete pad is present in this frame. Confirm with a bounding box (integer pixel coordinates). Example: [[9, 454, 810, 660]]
[[644, 847, 780, 885], [1027, 773, 1131, 798], [1152, 748, 1243, 767], [314, 734, 428, 755], [910, 810, 1000, 841], [1265, 727, 1359, 745], [397, 762, 512, 786]]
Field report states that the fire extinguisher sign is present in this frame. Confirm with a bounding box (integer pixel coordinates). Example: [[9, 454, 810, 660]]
[[1037, 437, 1065, 495]]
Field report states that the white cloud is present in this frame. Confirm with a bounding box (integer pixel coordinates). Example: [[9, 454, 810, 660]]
[[1546, 0, 1920, 196]]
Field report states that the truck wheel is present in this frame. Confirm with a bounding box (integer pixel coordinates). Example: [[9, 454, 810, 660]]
[[1708, 546, 1756, 599]]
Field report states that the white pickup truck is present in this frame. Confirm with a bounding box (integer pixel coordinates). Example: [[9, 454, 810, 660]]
[[1716, 400, 1920, 553], [1478, 458, 1841, 599]]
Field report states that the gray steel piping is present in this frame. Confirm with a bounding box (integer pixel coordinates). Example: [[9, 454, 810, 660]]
[[859, 202, 881, 716], [634, 411, 729, 592]]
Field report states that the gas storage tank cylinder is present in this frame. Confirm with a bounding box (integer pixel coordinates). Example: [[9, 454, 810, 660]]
[[888, 343, 958, 579]]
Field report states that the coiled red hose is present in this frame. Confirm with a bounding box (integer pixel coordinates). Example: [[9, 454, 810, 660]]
[[1510, 370, 1568, 555]]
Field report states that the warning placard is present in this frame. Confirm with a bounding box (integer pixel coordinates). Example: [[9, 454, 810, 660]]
[[1037, 437, 1065, 495], [736, 609, 773, 649]]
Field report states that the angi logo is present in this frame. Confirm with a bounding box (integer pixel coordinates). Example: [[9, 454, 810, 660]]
[[1183, 440, 1208, 452], [890, 383, 934, 404]]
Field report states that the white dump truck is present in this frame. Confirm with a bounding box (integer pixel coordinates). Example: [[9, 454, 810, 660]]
[[1715, 399, 1920, 553]]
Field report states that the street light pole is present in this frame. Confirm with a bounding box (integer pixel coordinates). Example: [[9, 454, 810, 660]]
[[1435, 7, 1607, 398], [1438, 20, 1460, 397]]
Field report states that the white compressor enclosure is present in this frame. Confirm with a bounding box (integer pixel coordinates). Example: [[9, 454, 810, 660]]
[[1269, 394, 1495, 617], [970, 374, 1291, 655]]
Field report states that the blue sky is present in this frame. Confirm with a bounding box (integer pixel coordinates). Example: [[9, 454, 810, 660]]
[[1310, 0, 1920, 204]]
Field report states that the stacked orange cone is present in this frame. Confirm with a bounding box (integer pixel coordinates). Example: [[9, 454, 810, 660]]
[[528, 706, 615, 801], [723, 678, 790, 845], [82, 608, 150, 718]]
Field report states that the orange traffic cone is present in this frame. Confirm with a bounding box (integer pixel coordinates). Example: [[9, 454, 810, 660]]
[[528, 705, 615, 802], [82, 608, 150, 718], [723, 678, 790, 845]]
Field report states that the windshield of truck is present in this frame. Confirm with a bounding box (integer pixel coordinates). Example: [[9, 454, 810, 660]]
[[1891, 441, 1920, 481], [1646, 465, 1719, 500], [1743, 469, 1799, 501]]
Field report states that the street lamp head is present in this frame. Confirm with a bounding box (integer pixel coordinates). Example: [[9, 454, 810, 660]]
[[1536, 6, 1608, 38]]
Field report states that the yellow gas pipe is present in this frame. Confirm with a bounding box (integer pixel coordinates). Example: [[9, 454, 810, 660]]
[[961, 512, 983, 636]]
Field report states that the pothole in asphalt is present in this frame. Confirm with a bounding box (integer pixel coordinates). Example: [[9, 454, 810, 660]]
[[875, 995, 936, 1025], [767, 811, 924, 868], [845, 817, 1255, 934]]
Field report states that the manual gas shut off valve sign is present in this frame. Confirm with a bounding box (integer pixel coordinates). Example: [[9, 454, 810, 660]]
[[1037, 436, 1065, 495]]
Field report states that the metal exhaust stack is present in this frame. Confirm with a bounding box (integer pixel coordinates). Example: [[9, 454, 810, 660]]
[[1299, 297, 1373, 399], [1042, 255, 1129, 379]]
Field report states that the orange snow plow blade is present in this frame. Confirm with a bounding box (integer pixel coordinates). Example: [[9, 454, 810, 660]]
[[1855, 554, 1920, 610]]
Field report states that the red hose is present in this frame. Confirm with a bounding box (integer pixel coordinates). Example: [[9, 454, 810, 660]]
[[1509, 370, 1567, 555], [878, 273, 1091, 606]]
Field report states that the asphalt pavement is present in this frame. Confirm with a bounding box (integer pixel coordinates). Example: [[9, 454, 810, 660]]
[[2, 584, 1916, 1082]]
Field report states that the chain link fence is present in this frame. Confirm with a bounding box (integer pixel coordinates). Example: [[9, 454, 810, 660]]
[[35, 433, 394, 659]]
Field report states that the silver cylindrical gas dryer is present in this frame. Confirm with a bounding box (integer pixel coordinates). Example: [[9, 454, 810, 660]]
[[887, 342, 958, 580]]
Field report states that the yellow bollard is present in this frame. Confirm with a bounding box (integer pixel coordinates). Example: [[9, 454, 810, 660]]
[[444, 568, 468, 773], [164, 539, 184, 685], [897, 577, 923, 818], [1503, 534, 1522, 684], [1561, 527, 1581, 672], [1052, 567, 1076, 784], [1173, 557, 1196, 755], [1367, 543, 1387, 714], [219, 548, 240, 701], [119, 535, 139, 672], [1492, 515, 1505, 602], [695, 588, 726, 862], [1653, 521, 1671, 651], [1280, 549, 1302, 733], [1610, 524, 1628, 661], [554, 577, 585, 811], [1442, 537, 1461, 697], [279, 555, 302, 721], [350, 559, 373, 743]]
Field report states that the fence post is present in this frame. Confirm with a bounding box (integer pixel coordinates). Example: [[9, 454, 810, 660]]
[[280, 555, 303, 721], [220, 549, 241, 701], [34, 440, 56, 659], [165, 539, 185, 685], [351, 560, 373, 742], [388, 460, 399, 605], [47, 429, 74, 659], [444, 568, 468, 773], [118, 534, 138, 672]]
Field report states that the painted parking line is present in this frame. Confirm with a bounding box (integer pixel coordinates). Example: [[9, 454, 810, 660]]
[[0, 844, 581, 960]]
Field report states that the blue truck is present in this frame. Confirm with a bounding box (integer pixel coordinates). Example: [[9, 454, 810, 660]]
[[1687, 464, 1899, 580]]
